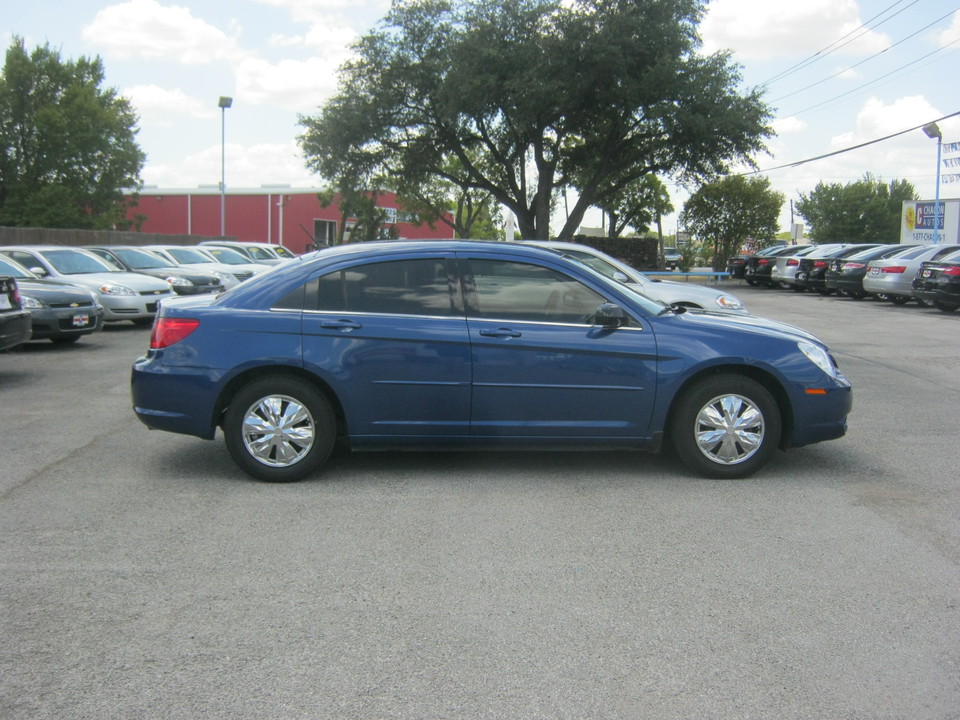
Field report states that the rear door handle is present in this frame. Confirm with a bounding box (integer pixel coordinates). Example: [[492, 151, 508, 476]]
[[320, 319, 363, 331]]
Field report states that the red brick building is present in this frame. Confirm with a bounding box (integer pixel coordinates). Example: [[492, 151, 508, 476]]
[[124, 187, 454, 255]]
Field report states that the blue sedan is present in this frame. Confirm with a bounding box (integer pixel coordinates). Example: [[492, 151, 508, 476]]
[[132, 241, 852, 481]]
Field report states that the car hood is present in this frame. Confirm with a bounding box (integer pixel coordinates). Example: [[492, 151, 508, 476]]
[[15, 278, 97, 302], [52, 272, 172, 292], [625, 279, 748, 314], [668, 306, 824, 345]]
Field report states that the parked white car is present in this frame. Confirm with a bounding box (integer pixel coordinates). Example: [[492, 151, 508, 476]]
[[199, 241, 296, 265], [147, 245, 272, 287], [521, 241, 747, 314], [0, 246, 173, 325]]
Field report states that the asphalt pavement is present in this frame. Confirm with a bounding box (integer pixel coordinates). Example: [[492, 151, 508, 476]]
[[1, 284, 958, 719]]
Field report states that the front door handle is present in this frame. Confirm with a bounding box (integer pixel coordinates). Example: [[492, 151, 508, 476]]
[[320, 319, 363, 331], [479, 328, 522, 338]]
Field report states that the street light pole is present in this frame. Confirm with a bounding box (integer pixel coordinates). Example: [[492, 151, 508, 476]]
[[218, 96, 233, 237], [922, 122, 942, 244]]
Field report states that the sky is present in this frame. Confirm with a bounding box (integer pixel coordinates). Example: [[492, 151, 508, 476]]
[[4, 0, 960, 236]]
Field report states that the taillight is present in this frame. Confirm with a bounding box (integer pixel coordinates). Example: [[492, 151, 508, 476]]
[[845, 262, 865, 270], [150, 318, 200, 349], [758, 259, 769, 266], [943, 267, 960, 277], [813, 260, 827, 269], [787, 259, 799, 266], [881, 266, 906, 274]]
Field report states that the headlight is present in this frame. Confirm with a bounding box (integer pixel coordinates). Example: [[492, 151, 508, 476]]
[[714, 294, 744, 311], [21, 294, 44, 309], [799, 341, 838, 378], [165, 276, 193, 287], [97, 284, 137, 296]]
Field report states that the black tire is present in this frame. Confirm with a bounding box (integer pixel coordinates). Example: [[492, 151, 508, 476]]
[[223, 376, 336, 482], [745, 278, 759, 287], [50, 336, 81, 344], [888, 295, 910, 305], [933, 300, 960, 313], [669, 374, 781, 479]]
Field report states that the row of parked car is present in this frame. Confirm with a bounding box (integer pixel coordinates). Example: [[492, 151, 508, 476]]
[[0, 241, 296, 350], [727, 242, 960, 312]]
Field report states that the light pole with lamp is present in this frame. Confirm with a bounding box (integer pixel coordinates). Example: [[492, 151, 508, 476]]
[[922, 122, 942, 244], [218, 96, 233, 237]]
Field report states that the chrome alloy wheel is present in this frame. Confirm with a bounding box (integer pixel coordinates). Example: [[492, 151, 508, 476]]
[[694, 393, 765, 465], [241, 394, 316, 467]]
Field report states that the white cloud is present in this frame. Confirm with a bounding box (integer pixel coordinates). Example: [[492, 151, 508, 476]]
[[142, 139, 317, 189], [772, 116, 807, 135], [123, 84, 217, 124], [938, 10, 960, 47], [236, 55, 345, 111], [82, 0, 246, 64], [701, 0, 890, 61]]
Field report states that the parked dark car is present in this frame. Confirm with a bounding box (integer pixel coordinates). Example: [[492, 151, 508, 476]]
[[132, 241, 852, 482], [795, 244, 882, 294], [912, 247, 960, 312], [86, 246, 225, 295], [824, 244, 918, 299], [0, 275, 31, 351], [726, 254, 749, 279], [0, 254, 104, 343], [744, 245, 807, 287]]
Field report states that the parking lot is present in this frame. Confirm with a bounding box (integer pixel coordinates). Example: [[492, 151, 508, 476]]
[[1, 284, 958, 719]]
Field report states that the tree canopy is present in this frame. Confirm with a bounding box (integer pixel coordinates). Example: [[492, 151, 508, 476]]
[[298, 0, 773, 240], [0, 37, 144, 229], [795, 175, 917, 244], [680, 175, 783, 270]]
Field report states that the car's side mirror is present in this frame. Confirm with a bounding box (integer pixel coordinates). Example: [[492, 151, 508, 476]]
[[29, 266, 48, 277], [594, 302, 627, 328], [612, 271, 630, 283]]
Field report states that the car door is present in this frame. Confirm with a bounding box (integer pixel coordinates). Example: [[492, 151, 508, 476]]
[[461, 254, 659, 439], [299, 254, 472, 439]]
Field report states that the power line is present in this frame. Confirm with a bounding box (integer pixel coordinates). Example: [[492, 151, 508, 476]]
[[740, 110, 960, 176], [758, 0, 918, 87], [769, 8, 959, 104]]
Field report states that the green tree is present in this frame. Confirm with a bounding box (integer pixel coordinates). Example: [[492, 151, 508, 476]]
[[0, 37, 145, 229], [298, 0, 772, 240], [795, 174, 917, 244], [680, 175, 784, 270], [596, 174, 673, 240]]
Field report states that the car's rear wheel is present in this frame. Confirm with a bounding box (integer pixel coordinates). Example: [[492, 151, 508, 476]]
[[670, 374, 781, 479], [224, 376, 336, 482], [888, 295, 910, 305], [933, 300, 959, 313]]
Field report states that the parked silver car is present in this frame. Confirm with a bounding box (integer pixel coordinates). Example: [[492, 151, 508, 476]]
[[146, 245, 269, 287], [521, 241, 747, 314], [771, 244, 839, 289], [0, 246, 173, 325], [863, 243, 960, 305]]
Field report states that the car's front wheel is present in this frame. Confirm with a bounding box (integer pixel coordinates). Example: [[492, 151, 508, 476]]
[[670, 374, 781, 479], [224, 376, 336, 482]]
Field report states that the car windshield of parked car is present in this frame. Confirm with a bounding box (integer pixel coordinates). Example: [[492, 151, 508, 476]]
[[558, 249, 638, 282], [242, 246, 276, 261], [938, 247, 960, 262], [273, 246, 296, 259], [0, 255, 36, 279], [164, 247, 211, 264], [205, 247, 253, 265], [112, 248, 174, 269], [41, 249, 117, 274]]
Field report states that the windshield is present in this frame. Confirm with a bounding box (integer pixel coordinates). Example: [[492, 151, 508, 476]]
[[164, 247, 211, 264], [0, 255, 35, 279], [245, 246, 276, 261], [205, 247, 252, 265], [273, 246, 296, 258], [41, 249, 116, 274], [113, 247, 173, 269]]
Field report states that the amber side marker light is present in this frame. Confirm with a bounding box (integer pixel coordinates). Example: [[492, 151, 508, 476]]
[[150, 318, 200, 349], [805, 388, 828, 395]]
